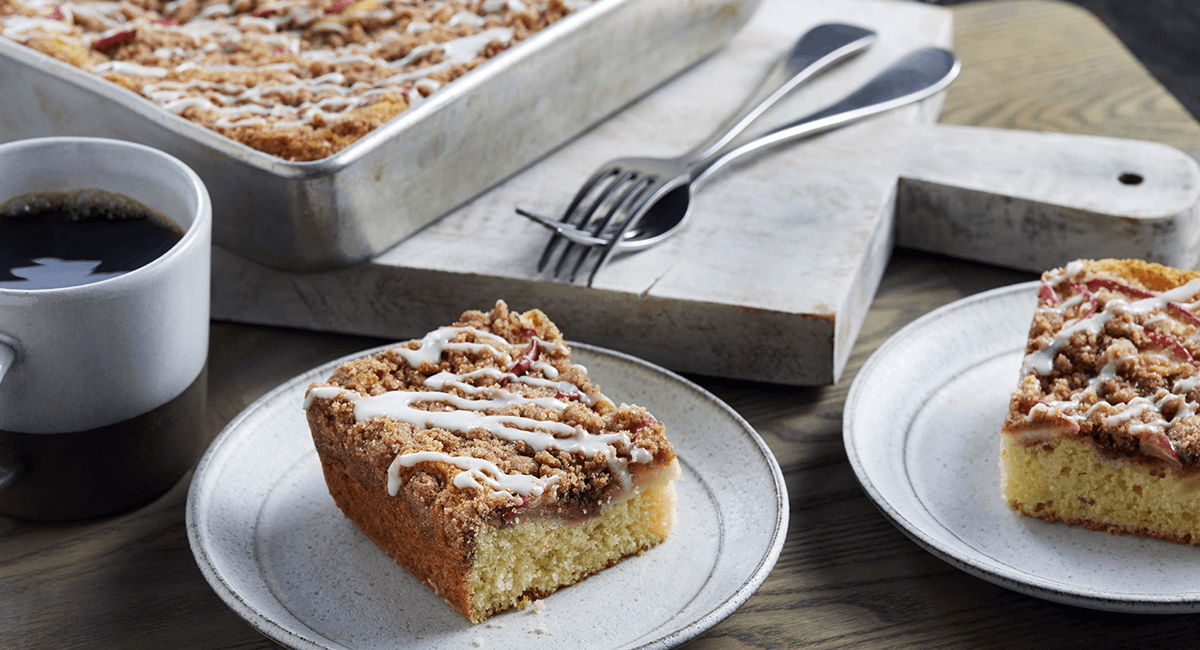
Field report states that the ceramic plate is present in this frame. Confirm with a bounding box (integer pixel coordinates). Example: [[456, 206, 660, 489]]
[[845, 281, 1200, 613], [187, 342, 787, 649]]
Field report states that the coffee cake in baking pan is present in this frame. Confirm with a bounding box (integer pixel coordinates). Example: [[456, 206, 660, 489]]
[[0, 0, 761, 269]]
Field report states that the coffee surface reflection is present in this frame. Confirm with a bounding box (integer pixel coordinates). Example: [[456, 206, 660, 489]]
[[0, 188, 184, 290]]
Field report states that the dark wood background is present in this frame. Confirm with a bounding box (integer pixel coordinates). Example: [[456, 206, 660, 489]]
[[3, 1, 1200, 648], [926, 0, 1200, 130]]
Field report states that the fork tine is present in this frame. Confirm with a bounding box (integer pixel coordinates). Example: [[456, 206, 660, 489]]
[[574, 172, 644, 250], [551, 170, 640, 278], [517, 208, 616, 246], [553, 171, 639, 279], [566, 175, 654, 283], [536, 167, 621, 272], [583, 180, 661, 286]]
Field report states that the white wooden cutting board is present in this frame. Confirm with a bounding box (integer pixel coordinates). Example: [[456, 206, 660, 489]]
[[212, 0, 1200, 385]]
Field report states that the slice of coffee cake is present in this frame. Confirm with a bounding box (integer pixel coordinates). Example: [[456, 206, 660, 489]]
[[1001, 258, 1200, 544], [304, 300, 679, 622]]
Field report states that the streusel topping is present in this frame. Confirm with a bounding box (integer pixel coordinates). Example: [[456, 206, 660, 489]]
[[304, 300, 674, 536], [1005, 259, 1200, 467]]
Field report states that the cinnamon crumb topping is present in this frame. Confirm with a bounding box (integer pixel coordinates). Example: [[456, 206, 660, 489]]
[[1005, 259, 1200, 467], [305, 300, 675, 552]]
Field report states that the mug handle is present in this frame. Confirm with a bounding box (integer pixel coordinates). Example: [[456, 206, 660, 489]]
[[0, 339, 21, 492], [0, 336, 13, 383]]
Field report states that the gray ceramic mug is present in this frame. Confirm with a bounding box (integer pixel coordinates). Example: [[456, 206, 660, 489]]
[[0, 137, 211, 520]]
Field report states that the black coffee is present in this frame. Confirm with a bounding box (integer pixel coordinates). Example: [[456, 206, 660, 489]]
[[0, 188, 184, 290]]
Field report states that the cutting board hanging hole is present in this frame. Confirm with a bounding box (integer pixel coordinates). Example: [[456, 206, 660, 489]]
[[1119, 173, 1144, 185]]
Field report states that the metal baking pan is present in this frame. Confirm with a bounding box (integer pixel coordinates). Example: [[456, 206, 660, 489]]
[[0, 0, 762, 272]]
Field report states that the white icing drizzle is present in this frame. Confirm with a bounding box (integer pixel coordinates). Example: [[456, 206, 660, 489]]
[[390, 326, 513, 368], [436, 26, 511, 63], [1022, 276, 1200, 376], [199, 4, 234, 18], [2, 16, 73, 40], [306, 385, 628, 459], [423, 367, 594, 406], [387, 450, 557, 498], [1020, 266, 1200, 460], [93, 60, 169, 77], [530, 360, 558, 379], [1059, 292, 1085, 312], [1175, 374, 1200, 396], [1102, 397, 1166, 434], [305, 321, 655, 497]]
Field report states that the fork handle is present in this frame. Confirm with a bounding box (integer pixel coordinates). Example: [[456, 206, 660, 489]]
[[683, 23, 877, 164]]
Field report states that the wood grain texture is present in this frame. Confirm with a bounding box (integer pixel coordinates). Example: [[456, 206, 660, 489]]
[[939, 0, 1200, 159], [4, 1, 1200, 649]]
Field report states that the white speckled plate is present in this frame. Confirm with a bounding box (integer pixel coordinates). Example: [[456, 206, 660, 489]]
[[845, 281, 1200, 613], [187, 342, 787, 649]]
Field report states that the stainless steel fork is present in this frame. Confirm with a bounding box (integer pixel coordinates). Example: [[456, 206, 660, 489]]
[[528, 22, 878, 285], [521, 46, 961, 260]]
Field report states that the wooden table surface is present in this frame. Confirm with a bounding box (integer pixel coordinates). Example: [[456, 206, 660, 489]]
[[5, 1, 1200, 648]]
